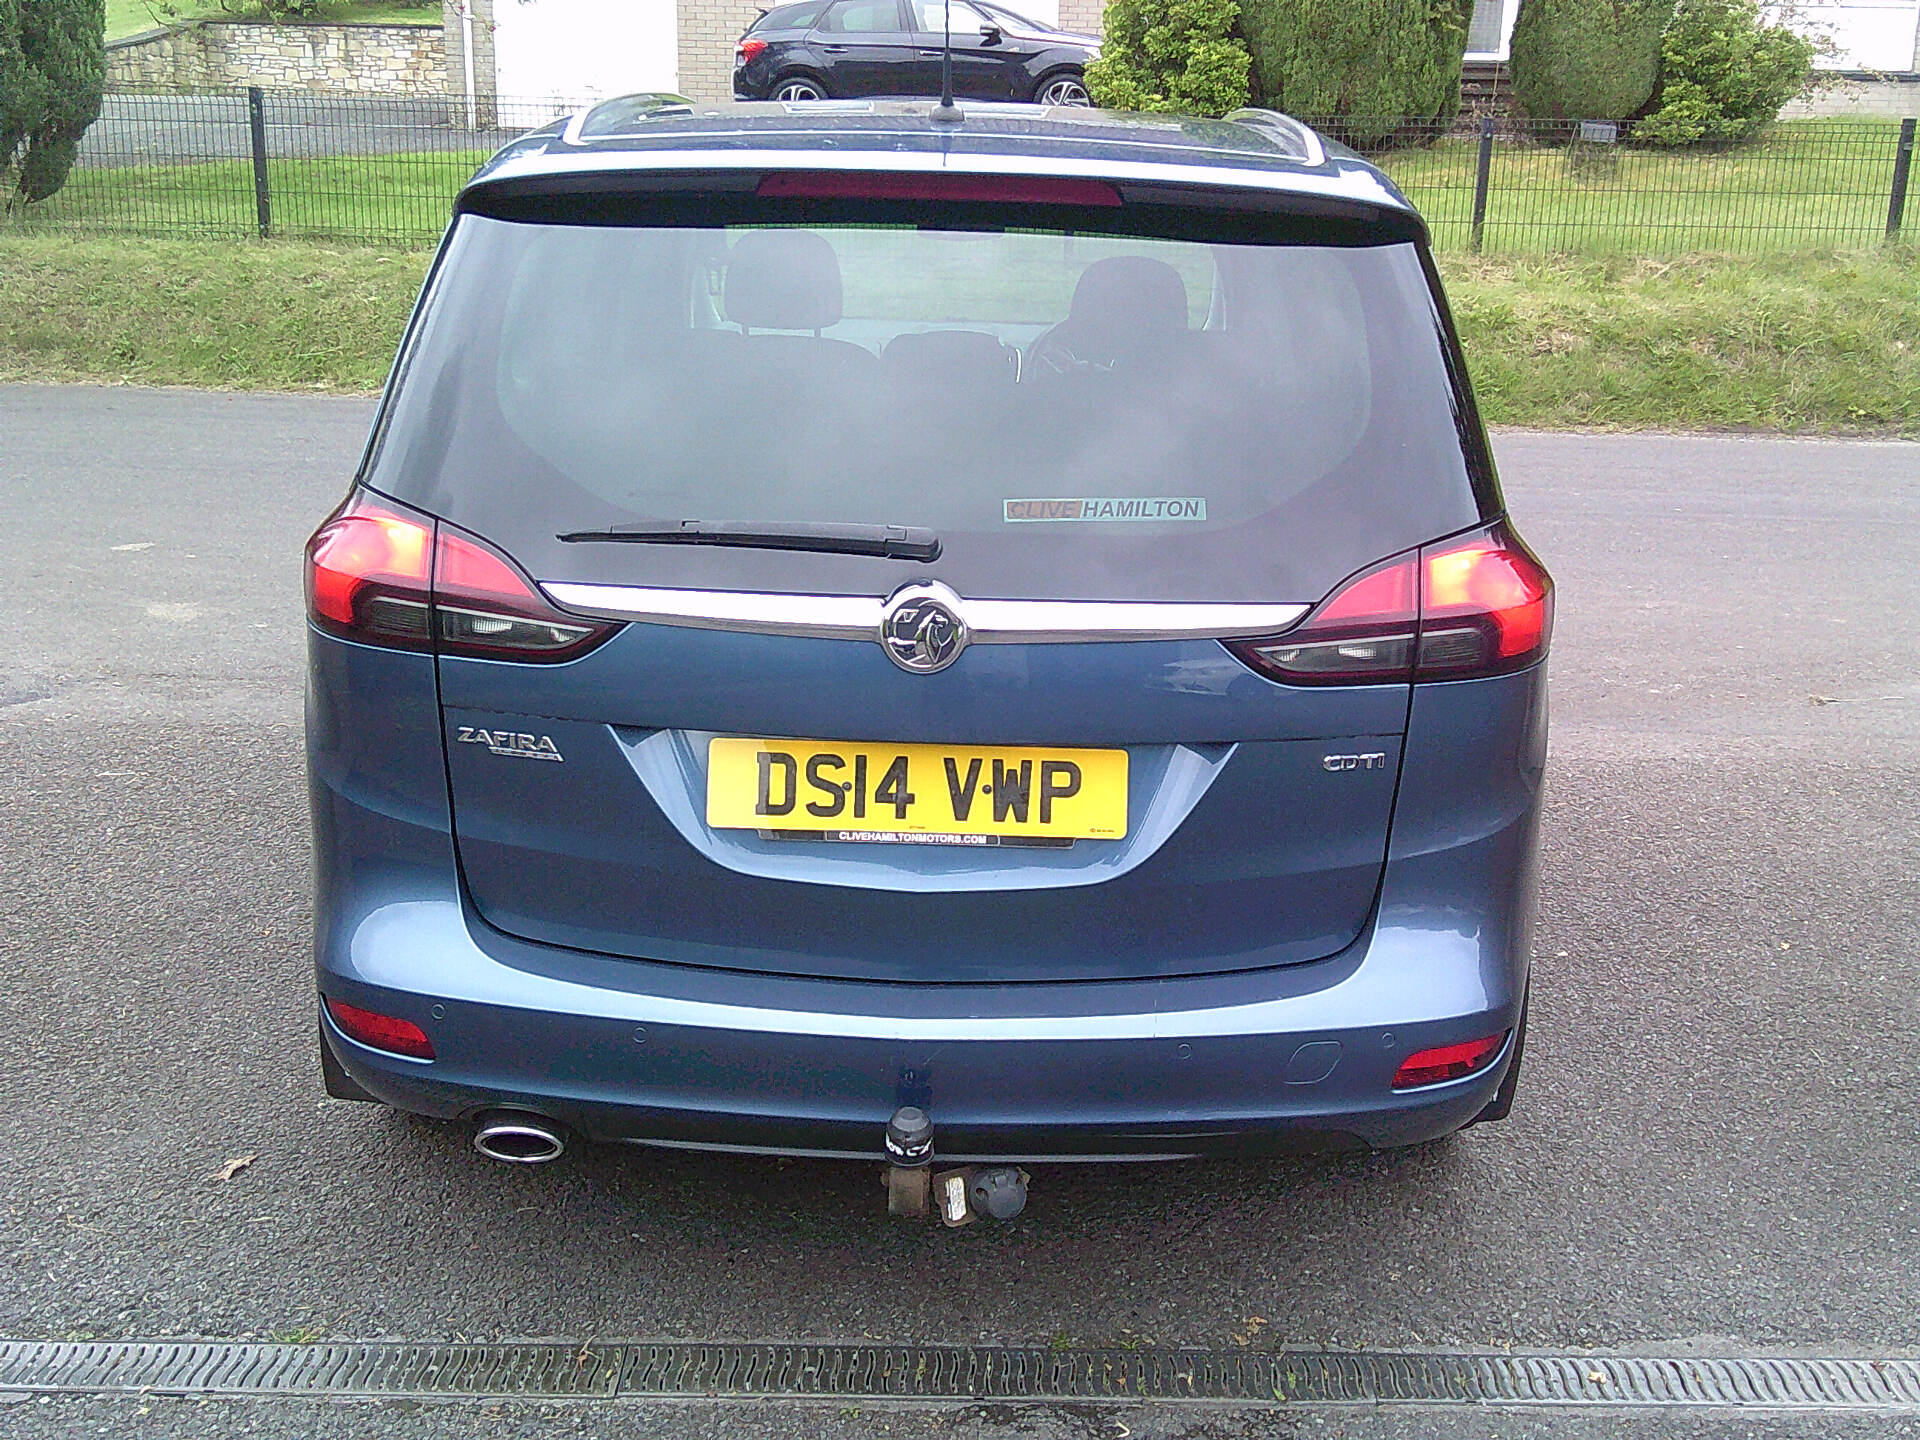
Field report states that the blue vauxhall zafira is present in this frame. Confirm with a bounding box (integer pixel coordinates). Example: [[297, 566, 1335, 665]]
[[305, 96, 1551, 1203]]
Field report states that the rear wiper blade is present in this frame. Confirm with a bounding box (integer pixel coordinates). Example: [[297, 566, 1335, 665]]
[[556, 519, 941, 561]]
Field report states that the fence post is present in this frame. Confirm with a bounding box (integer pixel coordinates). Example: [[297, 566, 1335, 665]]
[[1888, 116, 1917, 242], [247, 86, 272, 240], [1470, 116, 1495, 254]]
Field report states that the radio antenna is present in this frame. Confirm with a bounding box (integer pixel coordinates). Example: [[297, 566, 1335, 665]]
[[931, 0, 962, 123]]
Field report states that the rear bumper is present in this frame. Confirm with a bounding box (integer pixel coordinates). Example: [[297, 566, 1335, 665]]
[[317, 892, 1524, 1159]]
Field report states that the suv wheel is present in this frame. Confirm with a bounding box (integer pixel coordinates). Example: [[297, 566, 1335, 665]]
[[1035, 71, 1090, 106], [773, 74, 828, 101]]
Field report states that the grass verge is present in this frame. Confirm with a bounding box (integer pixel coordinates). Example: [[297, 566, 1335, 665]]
[[0, 235, 426, 392], [1444, 251, 1919, 433], [1, 235, 1915, 434]]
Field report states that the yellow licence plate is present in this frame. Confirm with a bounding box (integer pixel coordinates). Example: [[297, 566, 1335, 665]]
[[706, 738, 1129, 841]]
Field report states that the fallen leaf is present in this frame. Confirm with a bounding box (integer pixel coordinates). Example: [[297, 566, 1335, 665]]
[[1588, 1370, 1606, 1383], [212, 1153, 257, 1181]]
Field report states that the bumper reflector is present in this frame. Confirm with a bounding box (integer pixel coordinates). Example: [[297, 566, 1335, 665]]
[[1392, 1032, 1505, 1090], [325, 997, 434, 1060]]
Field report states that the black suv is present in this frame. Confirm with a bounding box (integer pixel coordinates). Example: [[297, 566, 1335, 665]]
[[734, 0, 1099, 104]]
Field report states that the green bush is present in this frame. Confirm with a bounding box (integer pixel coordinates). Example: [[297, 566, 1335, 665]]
[[1636, 0, 1814, 147], [0, 0, 105, 205], [1508, 0, 1674, 123], [1236, 0, 1469, 148], [1086, 0, 1252, 116]]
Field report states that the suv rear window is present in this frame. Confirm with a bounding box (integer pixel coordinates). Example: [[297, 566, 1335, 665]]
[[366, 207, 1483, 604]]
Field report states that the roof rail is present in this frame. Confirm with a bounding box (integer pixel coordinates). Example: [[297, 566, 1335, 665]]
[[562, 93, 698, 146], [1223, 109, 1326, 168]]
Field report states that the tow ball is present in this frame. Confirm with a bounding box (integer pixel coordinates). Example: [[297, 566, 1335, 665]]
[[882, 1106, 1029, 1225]]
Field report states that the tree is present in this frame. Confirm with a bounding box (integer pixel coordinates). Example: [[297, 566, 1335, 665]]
[[1635, 0, 1813, 147], [1235, 0, 1470, 148], [0, 0, 106, 206], [1508, 0, 1674, 124], [1086, 0, 1252, 117]]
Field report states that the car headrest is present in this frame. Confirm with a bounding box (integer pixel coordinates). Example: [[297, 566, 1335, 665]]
[[1065, 256, 1189, 349], [724, 229, 844, 332], [883, 329, 1018, 382]]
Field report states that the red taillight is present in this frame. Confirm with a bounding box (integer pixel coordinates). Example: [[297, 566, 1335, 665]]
[[1225, 551, 1417, 685], [756, 171, 1124, 206], [1392, 1032, 1506, 1089], [325, 997, 434, 1060], [736, 37, 768, 62], [1415, 530, 1553, 679], [432, 527, 612, 661], [306, 492, 434, 649], [1225, 521, 1552, 686], [305, 490, 618, 662]]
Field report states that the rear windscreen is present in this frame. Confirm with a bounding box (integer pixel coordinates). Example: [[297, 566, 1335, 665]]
[[364, 211, 1484, 604]]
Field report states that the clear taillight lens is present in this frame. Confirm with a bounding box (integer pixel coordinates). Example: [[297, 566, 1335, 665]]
[[1226, 551, 1418, 686], [1225, 521, 1552, 686], [306, 490, 619, 663]]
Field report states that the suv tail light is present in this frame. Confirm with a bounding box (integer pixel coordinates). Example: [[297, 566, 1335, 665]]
[[1226, 522, 1551, 686], [306, 491, 618, 662], [736, 37, 768, 62]]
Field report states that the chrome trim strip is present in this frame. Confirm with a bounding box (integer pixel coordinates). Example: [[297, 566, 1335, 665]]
[[545, 583, 880, 641], [542, 582, 1307, 643], [961, 599, 1307, 643]]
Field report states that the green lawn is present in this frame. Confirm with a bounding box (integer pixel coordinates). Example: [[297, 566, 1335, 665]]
[[20, 119, 1913, 255], [13, 150, 490, 246], [2, 235, 1914, 434], [107, 0, 439, 41]]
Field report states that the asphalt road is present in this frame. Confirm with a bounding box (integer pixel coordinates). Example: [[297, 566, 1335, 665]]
[[1, 384, 1918, 1438]]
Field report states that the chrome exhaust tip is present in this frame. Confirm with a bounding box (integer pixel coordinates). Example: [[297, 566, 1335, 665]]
[[472, 1109, 566, 1165]]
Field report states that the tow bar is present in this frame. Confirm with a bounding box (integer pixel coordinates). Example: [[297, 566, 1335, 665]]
[[883, 1106, 1029, 1225]]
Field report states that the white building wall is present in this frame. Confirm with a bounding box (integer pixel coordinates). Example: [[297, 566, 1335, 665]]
[[1764, 0, 1918, 71], [1475, 0, 1918, 73], [491, 0, 681, 105]]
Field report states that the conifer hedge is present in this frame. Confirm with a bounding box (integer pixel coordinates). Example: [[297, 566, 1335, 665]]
[[0, 0, 106, 205], [1235, 0, 1469, 147], [1508, 0, 1674, 123]]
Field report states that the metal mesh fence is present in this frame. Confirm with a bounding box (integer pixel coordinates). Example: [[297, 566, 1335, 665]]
[[1363, 114, 1916, 254], [7, 89, 1916, 254]]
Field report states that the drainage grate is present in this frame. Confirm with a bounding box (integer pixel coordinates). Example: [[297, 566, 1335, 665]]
[[1, 1340, 1918, 1409]]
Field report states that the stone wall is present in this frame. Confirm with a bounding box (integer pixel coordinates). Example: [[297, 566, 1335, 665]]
[[106, 22, 445, 94]]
